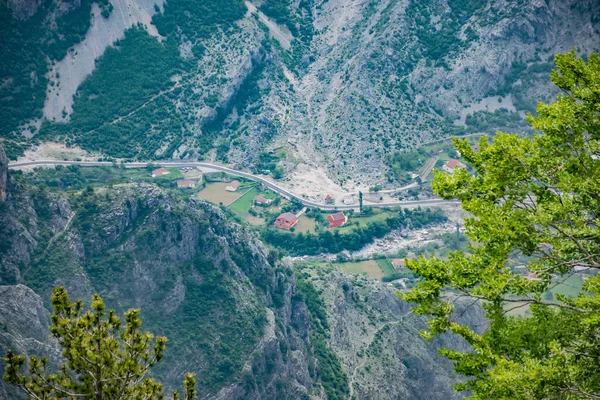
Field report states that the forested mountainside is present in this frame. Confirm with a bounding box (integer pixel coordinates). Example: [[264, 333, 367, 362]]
[[2, 0, 599, 185], [0, 147, 479, 399]]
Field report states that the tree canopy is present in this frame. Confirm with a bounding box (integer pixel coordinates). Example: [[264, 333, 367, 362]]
[[402, 50, 600, 399], [4, 287, 196, 399]]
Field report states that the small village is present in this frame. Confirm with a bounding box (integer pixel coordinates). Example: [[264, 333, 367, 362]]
[[150, 166, 353, 233], [146, 152, 588, 316]]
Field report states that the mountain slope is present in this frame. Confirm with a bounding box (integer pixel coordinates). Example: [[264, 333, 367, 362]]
[[0, 158, 483, 399], [3, 0, 599, 186], [0, 167, 317, 398], [294, 263, 486, 400]]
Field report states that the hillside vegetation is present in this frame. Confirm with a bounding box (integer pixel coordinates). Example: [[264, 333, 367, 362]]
[[2, 0, 599, 186]]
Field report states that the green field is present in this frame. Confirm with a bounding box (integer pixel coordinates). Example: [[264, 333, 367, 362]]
[[437, 151, 451, 162], [261, 190, 278, 200], [550, 274, 584, 298], [228, 187, 259, 216], [151, 168, 184, 181], [504, 273, 586, 317], [376, 259, 395, 276], [337, 211, 391, 233], [227, 187, 279, 221], [335, 260, 383, 280], [197, 182, 242, 205], [247, 215, 266, 226]]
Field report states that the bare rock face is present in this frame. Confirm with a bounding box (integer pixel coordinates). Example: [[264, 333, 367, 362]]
[[308, 269, 486, 400], [0, 180, 319, 399], [0, 145, 7, 202], [6, 0, 47, 20], [0, 284, 60, 400]]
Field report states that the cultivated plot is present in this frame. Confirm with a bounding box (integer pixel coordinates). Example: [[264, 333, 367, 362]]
[[336, 260, 384, 280], [196, 182, 242, 205]]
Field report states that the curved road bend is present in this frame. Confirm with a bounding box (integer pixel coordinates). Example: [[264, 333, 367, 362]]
[[8, 160, 458, 210]]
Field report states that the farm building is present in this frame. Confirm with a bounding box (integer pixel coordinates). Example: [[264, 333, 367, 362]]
[[254, 194, 273, 206], [176, 179, 195, 188], [226, 180, 240, 192], [442, 159, 466, 174], [327, 212, 347, 228], [151, 168, 170, 177], [274, 212, 298, 229]]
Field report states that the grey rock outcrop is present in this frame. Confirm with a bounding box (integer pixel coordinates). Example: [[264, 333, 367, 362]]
[[0, 284, 60, 400], [6, 0, 47, 20], [0, 180, 319, 398], [0, 145, 7, 202], [310, 270, 486, 399]]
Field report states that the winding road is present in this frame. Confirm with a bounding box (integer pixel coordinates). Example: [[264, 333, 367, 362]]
[[8, 160, 458, 210]]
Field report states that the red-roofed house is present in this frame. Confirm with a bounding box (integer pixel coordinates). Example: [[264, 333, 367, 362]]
[[152, 168, 170, 178], [274, 212, 298, 229], [226, 180, 240, 192], [327, 212, 347, 228], [254, 194, 273, 206], [442, 159, 466, 174], [325, 194, 334, 204], [176, 179, 195, 188]]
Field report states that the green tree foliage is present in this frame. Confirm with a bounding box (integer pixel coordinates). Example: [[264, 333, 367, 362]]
[[405, 0, 484, 61], [40, 28, 185, 158], [154, 0, 246, 39], [358, 191, 363, 214], [3, 287, 197, 399], [401, 50, 600, 399], [259, 0, 292, 28]]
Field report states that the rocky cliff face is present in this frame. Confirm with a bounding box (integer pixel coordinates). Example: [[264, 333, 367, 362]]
[[0, 146, 7, 202], [0, 174, 318, 398], [299, 265, 486, 400], [224, 0, 600, 184], [0, 285, 60, 400]]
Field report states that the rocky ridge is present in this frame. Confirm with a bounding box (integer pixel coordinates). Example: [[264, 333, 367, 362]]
[[225, 0, 600, 185], [0, 172, 317, 398], [299, 264, 486, 400]]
